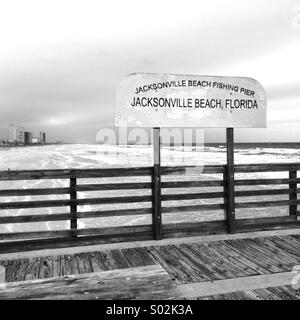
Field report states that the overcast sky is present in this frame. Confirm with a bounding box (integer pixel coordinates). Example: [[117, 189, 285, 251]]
[[0, 0, 299, 143]]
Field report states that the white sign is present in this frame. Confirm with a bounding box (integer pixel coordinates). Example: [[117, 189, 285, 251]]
[[115, 73, 267, 128]]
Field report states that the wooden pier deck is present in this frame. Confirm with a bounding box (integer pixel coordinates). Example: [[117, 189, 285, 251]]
[[0, 230, 299, 300]]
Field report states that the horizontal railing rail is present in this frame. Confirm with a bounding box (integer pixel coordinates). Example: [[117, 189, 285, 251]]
[[0, 163, 299, 253]]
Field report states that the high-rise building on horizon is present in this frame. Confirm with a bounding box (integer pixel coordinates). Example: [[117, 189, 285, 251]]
[[24, 131, 33, 145], [39, 131, 46, 143], [8, 124, 25, 144]]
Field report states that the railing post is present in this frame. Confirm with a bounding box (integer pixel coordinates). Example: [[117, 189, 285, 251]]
[[70, 176, 78, 237], [152, 127, 162, 240], [223, 169, 228, 223], [289, 168, 297, 217], [226, 128, 236, 233]]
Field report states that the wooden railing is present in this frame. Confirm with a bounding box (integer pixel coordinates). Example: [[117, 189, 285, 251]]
[[0, 163, 299, 253]]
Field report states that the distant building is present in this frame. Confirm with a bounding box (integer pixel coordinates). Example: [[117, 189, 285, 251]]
[[39, 131, 46, 143], [32, 137, 39, 144], [8, 124, 25, 144], [24, 131, 33, 145]]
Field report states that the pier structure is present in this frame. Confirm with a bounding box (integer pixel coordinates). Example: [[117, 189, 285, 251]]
[[0, 160, 299, 299]]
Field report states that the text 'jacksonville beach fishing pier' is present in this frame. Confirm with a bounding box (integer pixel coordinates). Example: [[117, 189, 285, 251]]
[[0, 74, 299, 300]]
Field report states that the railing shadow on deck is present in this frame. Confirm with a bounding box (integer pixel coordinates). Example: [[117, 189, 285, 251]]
[[0, 163, 299, 253]]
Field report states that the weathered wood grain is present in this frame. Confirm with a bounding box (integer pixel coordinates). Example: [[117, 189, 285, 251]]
[[0, 167, 152, 180], [0, 265, 181, 300]]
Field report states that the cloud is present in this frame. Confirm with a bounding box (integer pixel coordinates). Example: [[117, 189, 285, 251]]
[[0, 0, 299, 142]]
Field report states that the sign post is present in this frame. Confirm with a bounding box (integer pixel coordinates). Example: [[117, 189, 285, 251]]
[[152, 128, 162, 239], [226, 128, 235, 233], [115, 73, 267, 237]]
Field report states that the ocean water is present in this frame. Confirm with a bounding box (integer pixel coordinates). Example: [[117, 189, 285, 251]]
[[0, 143, 299, 234]]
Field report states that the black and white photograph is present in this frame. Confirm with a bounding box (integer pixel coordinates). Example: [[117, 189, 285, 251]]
[[0, 0, 300, 307]]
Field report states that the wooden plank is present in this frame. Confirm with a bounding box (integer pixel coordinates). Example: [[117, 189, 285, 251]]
[[162, 191, 224, 201], [289, 169, 298, 216], [90, 251, 116, 271], [0, 208, 153, 224], [234, 163, 300, 173], [148, 245, 204, 283], [39, 256, 53, 279], [64, 255, 79, 276], [109, 249, 133, 269], [232, 239, 285, 268], [206, 242, 259, 276], [162, 180, 224, 188], [272, 236, 300, 255], [267, 286, 298, 300], [24, 258, 41, 281], [281, 285, 300, 299], [152, 127, 162, 240], [0, 229, 72, 241], [226, 128, 235, 234], [0, 213, 70, 224], [0, 224, 153, 241], [77, 208, 152, 219], [180, 243, 237, 279], [0, 265, 181, 300], [12, 259, 29, 282], [279, 235, 300, 250], [87, 252, 103, 272], [77, 195, 152, 205], [252, 237, 299, 264], [121, 247, 150, 268], [129, 247, 157, 266], [75, 253, 93, 274], [162, 220, 227, 238], [168, 244, 219, 282], [216, 241, 271, 275], [0, 167, 153, 180], [161, 203, 224, 213], [235, 189, 290, 197], [252, 288, 281, 300], [0, 199, 72, 210], [236, 216, 298, 231], [146, 246, 183, 284], [267, 237, 300, 257], [3, 261, 14, 282], [215, 242, 270, 274], [52, 256, 60, 277], [76, 182, 151, 191], [235, 199, 300, 209], [179, 244, 227, 281], [290, 234, 300, 241], [0, 187, 70, 197], [200, 242, 257, 277], [238, 238, 292, 271], [161, 165, 225, 175], [75, 225, 153, 237], [0, 195, 153, 209], [162, 221, 226, 235], [224, 239, 282, 273], [7, 260, 22, 282], [199, 290, 260, 300], [103, 249, 130, 270], [235, 178, 300, 186], [0, 230, 154, 254], [58, 256, 66, 276]]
